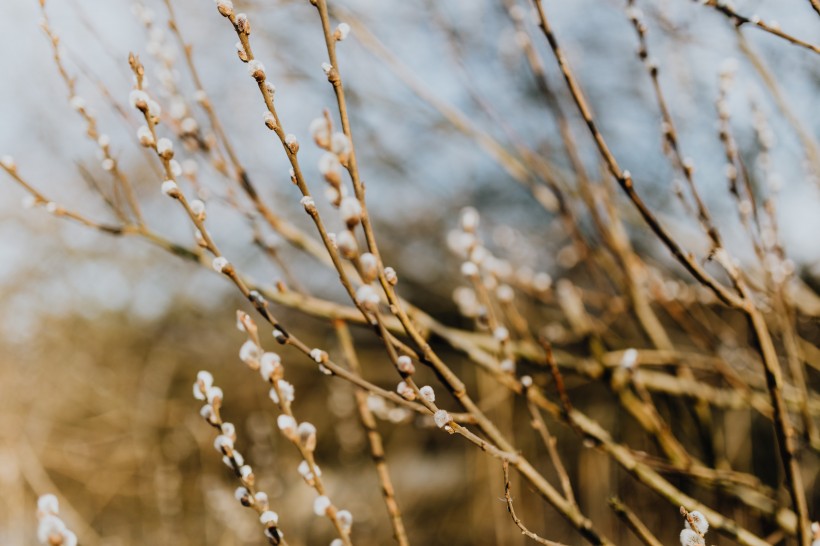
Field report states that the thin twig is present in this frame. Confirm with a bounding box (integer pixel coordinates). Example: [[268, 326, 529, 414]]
[[335, 320, 411, 546], [502, 461, 569, 546], [608, 497, 664, 546]]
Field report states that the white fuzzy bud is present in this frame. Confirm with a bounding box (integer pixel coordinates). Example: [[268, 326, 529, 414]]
[[339, 197, 362, 227], [496, 284, 514, 302], [197, 370, 214, 388], [147, 100, 162, 119], [260, 510, 279, 525], [137, 125, 155, 147], [309, 117, 331, 148], [216, 0, 234, 17], [336, 509, 353, 530], [461, 261, 479, 278], [255, 491, 269, 507], [335, 23, 351, 41], [277, 414, 297, 438], [259, 352, 281, 381], [309, 348, 326, 363], [493, 326, 510, 342], [285, 133, 299, 154], [181, 117, 198, 134], [685, 511, 709, 536], [69, 95, 86, 112], [37, 494, 60, 516], [680, 529, 704, 546], [469, 246, 488, 265], [214, 434, 233, 453], [0, 155, 16, 171], [384, 266, 398, 285], [460, 207, 479, 233], [37, 515, 66, 544], [190, 199, 206, 220], [433, 409, 450, 428], [397, 381, 415, 401], [199, 404, 214, 422], [234, 486, 250, 502], [533, 272, 552, 292], [239, 340, 261, 367], [157, 137, 174, 158], [356, 284, 380, 309], [419, 385, 435, 403], [161, 180, 179, 197], [278, 380, 295, 403], [298, 459, 314, 479], [129, 89, 150, 110], [318, 152, 341, 185], [313, 495, 331, 516], [359, 252, 378, 283], [221, 422, 236, 441], [212, 256, 230, 273], [336, 230, 358, 258], [248, 60, 266, 81], [206, 386, 223, 405], [397, 355, 415, 375], [300, 195, 317, 215], [621, 348, 638, 369], [236, 482, 252, 502], [298, 421, 317, 451], [330, 132, 350, 156], [235, 13, 250, 34], [321, 62, 333, 75], [324, 186, 342, 206], [263, 111, 277, 130]]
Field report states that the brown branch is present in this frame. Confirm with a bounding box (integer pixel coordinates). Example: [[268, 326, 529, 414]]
[[334, 321, 410, 546], [608, 497, 664, 546], [525, 397, 577, 508], [702, 1, 820, 55], [502, 461, 570, 546]]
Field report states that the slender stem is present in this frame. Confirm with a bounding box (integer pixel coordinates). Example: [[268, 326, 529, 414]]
[[608, 497, 664, 546], [502, 461, 569, 546], [335, 320, 410, 546]]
